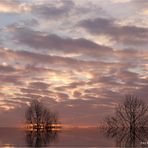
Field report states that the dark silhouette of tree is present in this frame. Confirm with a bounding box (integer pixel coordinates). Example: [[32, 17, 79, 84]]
[[104, 95, 148, 129], [25, 99, 59, 129], [103, 95, 148, 147]]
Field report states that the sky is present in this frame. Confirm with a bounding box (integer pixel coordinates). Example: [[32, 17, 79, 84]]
[[0, 0, 148, 127]]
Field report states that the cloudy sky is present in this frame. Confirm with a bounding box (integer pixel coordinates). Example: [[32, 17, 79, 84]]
[[0, 0, 148, 127]]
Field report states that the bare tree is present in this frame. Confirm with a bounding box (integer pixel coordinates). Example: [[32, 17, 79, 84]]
[[25, 99, 59, 129], [103, 95, 148, 147], [104, 95, 148, 129]]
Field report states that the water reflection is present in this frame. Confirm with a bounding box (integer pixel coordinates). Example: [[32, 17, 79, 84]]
[[104, 127, 148, 147], [0, 127, 114, 147], [25, 129, 58, 147], [2, 127, 147, 147]]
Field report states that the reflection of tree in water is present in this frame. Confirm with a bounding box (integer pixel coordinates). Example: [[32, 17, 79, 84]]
[[26, 129, 58, 147], [104, 127, 148, 147], [103, 95, 148, 147]]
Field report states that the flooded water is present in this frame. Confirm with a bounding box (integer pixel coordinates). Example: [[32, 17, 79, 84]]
[[0, 127, 147, 147]]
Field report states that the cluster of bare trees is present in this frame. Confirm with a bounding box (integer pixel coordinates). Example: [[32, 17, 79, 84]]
[[104, 95, 148, 129], [25, 100, 59, 130]]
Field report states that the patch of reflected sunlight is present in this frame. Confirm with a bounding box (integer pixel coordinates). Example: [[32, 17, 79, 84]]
[[0, 105, 15, 111], [3, 144, 14, 148]]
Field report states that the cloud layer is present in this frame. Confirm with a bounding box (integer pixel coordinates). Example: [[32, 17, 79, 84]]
[[0, 0, 147, 126]]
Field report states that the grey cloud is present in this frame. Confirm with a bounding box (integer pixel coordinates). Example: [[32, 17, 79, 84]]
[[33, 0, 75, 19], [0, 65, 16, 73], [0, 74, 23, 85], [73, 91, 82, 98], [56, 92, 69, 100], [0, 47, 119, 74], [20, 88, 52, 97], [79, 18, 148, 45], [133, 0, 148, 9], [11, 27, 113, 57], [28, 82, 50, 90]]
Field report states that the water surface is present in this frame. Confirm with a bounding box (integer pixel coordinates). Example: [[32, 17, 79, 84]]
[[0, 127, 146, 147]]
